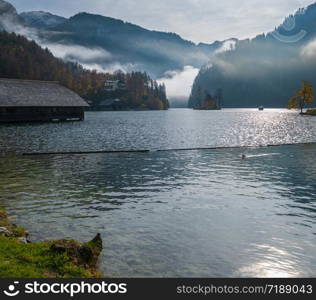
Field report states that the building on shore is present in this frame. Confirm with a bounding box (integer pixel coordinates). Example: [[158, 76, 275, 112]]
[[97, 99, 123, 111], [0, 78, 89, 122], [104, 80, 126, 92]]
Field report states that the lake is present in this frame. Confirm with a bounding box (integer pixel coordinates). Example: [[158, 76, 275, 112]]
[[0, 109, 315, 277], [1, 109, 316, 153]]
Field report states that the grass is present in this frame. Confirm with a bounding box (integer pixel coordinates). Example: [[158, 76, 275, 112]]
[[0, 237, 97, 278], [0, 209, 102, 278], [305, 109, 316, 115]]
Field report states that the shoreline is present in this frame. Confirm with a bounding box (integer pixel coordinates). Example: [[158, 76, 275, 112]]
[[301, 112, 316, 116], [0, 208, 103, 278]]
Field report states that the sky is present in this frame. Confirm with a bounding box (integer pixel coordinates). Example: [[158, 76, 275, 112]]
[[8, 0, 315, 44]]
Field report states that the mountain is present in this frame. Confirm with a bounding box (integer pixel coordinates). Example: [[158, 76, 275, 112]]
[[0, 0, 236, 104], [0, 0, 24, 31], [189, 3, 316, 108], [33, 12, 225, 78], [20, 11, 66, 28], [0, 0, 233, 87]]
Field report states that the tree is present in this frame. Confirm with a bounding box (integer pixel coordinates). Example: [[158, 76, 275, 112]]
[[288, 81, 314, 113], [196, 85, 205, 108], [203, 94, 217, 110], [0, 31, 169, 110]]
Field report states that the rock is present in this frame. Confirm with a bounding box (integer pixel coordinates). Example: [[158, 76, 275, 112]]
[[90, 233, 103, 251], [18, 237, 30, 244], [50, 243, 67, 253], [50, 234, 103, 268], [78, 245, 94, 264], [0, 226, 13, 237], [50, 240, 94, 264]]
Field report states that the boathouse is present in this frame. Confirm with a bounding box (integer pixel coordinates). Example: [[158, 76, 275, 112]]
[[0, 78, 89, 122]]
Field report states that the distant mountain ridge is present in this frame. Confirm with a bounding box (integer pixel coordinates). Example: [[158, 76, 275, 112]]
[[0, 0, 231, 78], [20, 11, 66, 28], [3, 0, 316, 108], [31, 11, 227, 77], [0, 0, 240, 107], [189, 2, 316, 108]]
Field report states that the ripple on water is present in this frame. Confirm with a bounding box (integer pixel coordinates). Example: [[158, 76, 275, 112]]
[[0, 142, 316, 277]]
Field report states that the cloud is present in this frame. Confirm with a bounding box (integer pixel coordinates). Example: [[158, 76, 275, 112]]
[[214, 39, 237, 54], [0, 11, 38, 40], [0, 13, 116, 70], [42, 43, 112, 62], [158, 66, 199, 101], [300, 38, 316, 59], [81, 62, 137, 73], [9, 0, 315, 43]]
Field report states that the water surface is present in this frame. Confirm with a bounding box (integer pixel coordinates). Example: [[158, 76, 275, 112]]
[[1, 109, 316, 153], [0, 109, 315, 277]]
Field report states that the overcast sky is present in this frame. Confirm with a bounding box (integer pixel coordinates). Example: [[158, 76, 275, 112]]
[[8, 0, 315, 43]]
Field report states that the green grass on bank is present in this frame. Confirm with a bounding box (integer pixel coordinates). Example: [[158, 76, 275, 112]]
[[0, 237, 96, 278], [305, 109, 316, 115], [0, 209, 102, 278]]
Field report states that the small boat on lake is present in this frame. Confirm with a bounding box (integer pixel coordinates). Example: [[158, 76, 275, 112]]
[[259, 106, 264, 111]]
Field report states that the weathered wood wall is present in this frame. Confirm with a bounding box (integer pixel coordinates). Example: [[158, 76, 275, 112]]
[[0, 107, 84, 122]]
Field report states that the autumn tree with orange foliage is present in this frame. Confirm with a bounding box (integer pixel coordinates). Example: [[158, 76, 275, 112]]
[[288, 81, 314, 114]]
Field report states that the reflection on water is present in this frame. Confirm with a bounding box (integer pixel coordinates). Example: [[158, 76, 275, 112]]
[[236, 244, 302, 278], [0, 144, 315, 277]]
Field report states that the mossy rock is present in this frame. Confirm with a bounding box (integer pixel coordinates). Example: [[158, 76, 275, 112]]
[[50, 233, 103, 269], [0, 209, 103, 278]]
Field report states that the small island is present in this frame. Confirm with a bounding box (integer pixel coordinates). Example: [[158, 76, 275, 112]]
[[191, 87, 223, 110]]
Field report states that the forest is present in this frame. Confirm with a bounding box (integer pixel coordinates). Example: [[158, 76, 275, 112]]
[[0, 31, 169, 110]]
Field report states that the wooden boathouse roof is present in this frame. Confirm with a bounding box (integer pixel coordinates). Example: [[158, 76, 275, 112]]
[[0, 78, 89, 107]]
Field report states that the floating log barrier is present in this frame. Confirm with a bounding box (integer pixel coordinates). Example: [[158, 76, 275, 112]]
[[20, 142, 316, 157], [22, 149, 150, 156]]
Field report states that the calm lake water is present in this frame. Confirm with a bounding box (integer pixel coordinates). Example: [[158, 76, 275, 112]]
[[1, 109, 316, 153], [0, 109, 316, 277]]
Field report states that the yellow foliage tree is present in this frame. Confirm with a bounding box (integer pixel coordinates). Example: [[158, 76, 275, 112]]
[[288, 81, 314, 113]]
